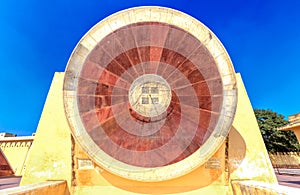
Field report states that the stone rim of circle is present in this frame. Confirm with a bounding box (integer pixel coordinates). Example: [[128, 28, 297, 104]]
[[63, 6, 237, 182]]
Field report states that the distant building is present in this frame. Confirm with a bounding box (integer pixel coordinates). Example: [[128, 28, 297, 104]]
[[0, 132, 17, 138], [0, 133, 34, 176], [278, 113, 300, 142]]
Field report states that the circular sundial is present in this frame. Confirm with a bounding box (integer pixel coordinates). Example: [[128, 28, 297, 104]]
[[63, 6, 237, 181]]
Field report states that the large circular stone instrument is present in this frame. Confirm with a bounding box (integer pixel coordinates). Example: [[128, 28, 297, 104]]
[[63, 6, 237, 181]]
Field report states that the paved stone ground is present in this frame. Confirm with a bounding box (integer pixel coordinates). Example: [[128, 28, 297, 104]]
[[275, 168, 300, 188], [0, 176, 21, 190]]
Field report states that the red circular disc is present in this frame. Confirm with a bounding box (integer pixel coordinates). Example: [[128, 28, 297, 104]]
[[63, 6, 237, 181]]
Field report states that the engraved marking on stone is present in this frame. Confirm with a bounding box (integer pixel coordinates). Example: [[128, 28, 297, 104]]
[[151, 97, 159, 104], [129, 74, 171, 117], [142, 87, 149, 94], [78, 159, 94, 170], [205, 158, 221, 169], [151, 87, 159, 94], [142, 97, 149, 104]]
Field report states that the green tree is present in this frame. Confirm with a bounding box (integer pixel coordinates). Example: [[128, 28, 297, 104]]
[[254, 109, 300, 153]]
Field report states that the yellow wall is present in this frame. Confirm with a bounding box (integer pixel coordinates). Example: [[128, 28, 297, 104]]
[[232, 180, 299, 195], [0, 137, 33, 176], [20, 72, 72, 191], [229, 73, 277, 184], [293, 128, 300, 143]]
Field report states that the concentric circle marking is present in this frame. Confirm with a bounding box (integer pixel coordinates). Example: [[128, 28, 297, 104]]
[[63, 6, 237, 182]]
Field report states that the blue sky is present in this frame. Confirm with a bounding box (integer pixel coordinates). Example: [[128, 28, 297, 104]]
[[0, 0, 299, 136]]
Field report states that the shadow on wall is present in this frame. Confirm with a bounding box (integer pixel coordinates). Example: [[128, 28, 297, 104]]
[[228, 126, 246, 174], [98, 126, 246, 194]]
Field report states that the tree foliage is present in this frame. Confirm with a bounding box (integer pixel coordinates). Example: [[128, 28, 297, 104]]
[[254, 109, 300, 153]]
